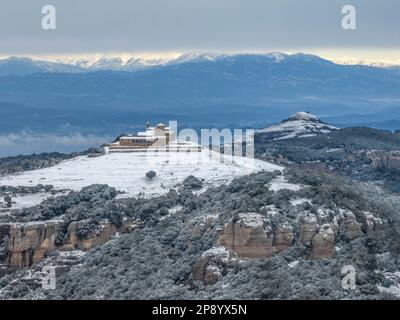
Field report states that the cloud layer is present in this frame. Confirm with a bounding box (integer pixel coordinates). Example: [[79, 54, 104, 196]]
[[0, 0, 399, 57], [0, 131, 111, 156]]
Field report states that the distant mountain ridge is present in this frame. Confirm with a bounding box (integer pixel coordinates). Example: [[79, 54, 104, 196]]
[[0, 56, 83, 76], [1, 52, 392, 76]]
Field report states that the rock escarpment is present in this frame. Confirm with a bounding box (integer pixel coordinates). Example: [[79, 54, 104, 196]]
[[193, 207, 385, 285], [7, 221, 61, 267], [2, 217, 141, 268], [62, 220, 118, 251], [217, 213, 274, 258], [192, 247, 239, 285], [368, 151, 400, 173], [310, 224, 335, 259]]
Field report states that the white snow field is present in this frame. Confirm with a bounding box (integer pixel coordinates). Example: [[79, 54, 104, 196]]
[[0, 151, 282, 200]]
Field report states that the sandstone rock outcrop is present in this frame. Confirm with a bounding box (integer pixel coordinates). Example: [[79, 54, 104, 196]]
[[217, 213, 274, 258], [310, 224, 336, 259], [3, 218, 125, 268], [369, 151, 400, 173], [215, 207, 381, 263], [62, 220, 117, 251], [340, 211, 362, 240], [7, 221, 62, 267], [363, 211, 384, 232], [299, 213, 319, 245], [192, 246, 238, 285], [317, 208, 334, 225], [273, 222, 294, 252]]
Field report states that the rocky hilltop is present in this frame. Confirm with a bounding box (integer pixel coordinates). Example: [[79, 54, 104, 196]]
[[257, 111, 338, 140]]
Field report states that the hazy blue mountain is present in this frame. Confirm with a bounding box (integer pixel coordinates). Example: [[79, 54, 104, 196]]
[[1, 53, 400, 155], [0, 56, 165, 75], [0, 57, 84, 76]]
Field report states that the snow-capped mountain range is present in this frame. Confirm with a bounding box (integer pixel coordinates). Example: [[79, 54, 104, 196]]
[[0, 52, 288, 75], [257, 111, 338, 140], [3, 52, 396, 76]]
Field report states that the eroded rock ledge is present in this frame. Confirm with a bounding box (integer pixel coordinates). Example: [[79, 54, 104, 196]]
[[1, 217, 141, 268], [193, 209, 385, 285]]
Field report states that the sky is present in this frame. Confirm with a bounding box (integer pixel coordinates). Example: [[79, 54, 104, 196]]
[[0, 0, 399, 63]]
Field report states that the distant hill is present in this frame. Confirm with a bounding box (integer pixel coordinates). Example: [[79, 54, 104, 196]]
[[257, 111, 338, 140]]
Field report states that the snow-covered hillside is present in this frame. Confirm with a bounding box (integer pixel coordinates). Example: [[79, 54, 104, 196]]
[[257, 111, 338, 140], [0, 151, 282, 202]]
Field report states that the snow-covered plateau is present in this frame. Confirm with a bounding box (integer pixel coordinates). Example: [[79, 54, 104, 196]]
[[0, 151, 282, 203]]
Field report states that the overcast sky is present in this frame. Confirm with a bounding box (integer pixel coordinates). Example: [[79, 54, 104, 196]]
[[0, 0, 399, 61]]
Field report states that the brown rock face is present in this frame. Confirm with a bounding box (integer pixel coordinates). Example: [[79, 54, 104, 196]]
[[363, 211, 384, 231], [341, 211, 362, 240], [192, 246, 238, 285], [311, 224, 335, 259], [5, 219, 121, 268], [299, 213, 319, 245], [203, 266, 220, 285], [7, 221, 62, 267], [62, 220, 117, 251], [192, 256, 210, 283], [369, 151, 400, 173], [273, 223, 294, 252], [217, 213, 274, 258]]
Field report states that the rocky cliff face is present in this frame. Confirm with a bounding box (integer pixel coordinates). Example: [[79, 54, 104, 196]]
[[310, 224, 336, 259], [299, 213, 319, 245], [217, 213, 274, 258], [369, 151, 400, 173], [7, 221, 61, 268], [62, 220, 118, 251], [193, 206, 386, 285], [273, 222, 294, 252], [192, 247, 239, 285], [2, 218, 139, 268], [216, 211, 336, 261]]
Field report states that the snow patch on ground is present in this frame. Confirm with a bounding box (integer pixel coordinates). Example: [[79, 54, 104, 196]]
[[267, 176, 302, 192], [290, 198, 312, 206], [10, 193, 57, 210], [168, 205, 183, 215], [0, 151, 282, 199], [288, 260, 299, 268]]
